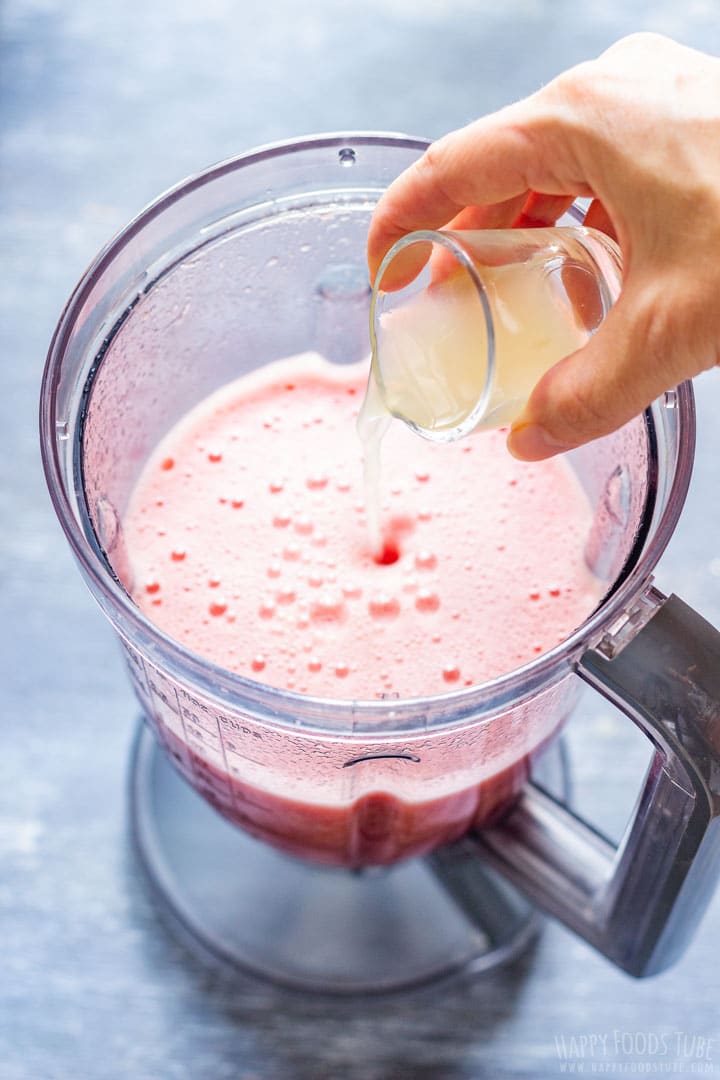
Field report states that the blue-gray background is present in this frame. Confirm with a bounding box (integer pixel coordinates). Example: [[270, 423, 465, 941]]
[[2, 2, 720, 1078]]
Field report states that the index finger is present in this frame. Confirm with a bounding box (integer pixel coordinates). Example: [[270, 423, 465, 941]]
[[367, 99, 591, 283]]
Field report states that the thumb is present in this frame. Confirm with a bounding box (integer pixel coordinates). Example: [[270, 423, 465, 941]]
[[506, 281, 684, 460]]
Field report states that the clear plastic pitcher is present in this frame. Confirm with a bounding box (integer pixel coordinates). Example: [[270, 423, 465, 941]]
[[41, 134, 720, 990]]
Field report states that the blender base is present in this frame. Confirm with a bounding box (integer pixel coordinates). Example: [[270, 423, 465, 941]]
[[129, 720, 567, 994]]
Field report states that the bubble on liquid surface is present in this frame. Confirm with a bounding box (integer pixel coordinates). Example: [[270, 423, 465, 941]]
[[368, 593, 400, 619], [311, 591, 345, 621], [415, 589, 440, 613], [294, 515, 314, 535], [259, 598, 276, 619]]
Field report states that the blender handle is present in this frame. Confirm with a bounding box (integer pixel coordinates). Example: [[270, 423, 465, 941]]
[[430, 587, 720, 977]]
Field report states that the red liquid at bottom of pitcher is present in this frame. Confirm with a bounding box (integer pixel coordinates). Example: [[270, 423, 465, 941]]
[[159, 727, 551, 869]]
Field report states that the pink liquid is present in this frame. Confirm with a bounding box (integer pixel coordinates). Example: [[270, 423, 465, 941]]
[[124, 353, 601, 700], [122, 353, 602, 865]]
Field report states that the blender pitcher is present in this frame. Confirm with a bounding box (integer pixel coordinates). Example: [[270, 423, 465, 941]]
[[41, 133, 720, 992]]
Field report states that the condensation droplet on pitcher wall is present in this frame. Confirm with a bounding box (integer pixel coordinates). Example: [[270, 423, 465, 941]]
[[334, 662, 350, 678], [442, 664, 461, 683], [269, 479, 284, 494], [209, 600, 227, 617], [283, 542, 301, 561], [276, 587, 296, 605], [306, 473, 328, 490], [171, 548, 186, 562], [273, 510, 292, 528], [308, 657, 322, 673], [267, 562, 281, 578]]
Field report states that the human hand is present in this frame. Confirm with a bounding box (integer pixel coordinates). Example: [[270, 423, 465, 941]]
[[367, 33, 720, 460]]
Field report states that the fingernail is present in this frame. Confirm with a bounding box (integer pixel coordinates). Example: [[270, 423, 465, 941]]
[[507, 423, 573, 461]]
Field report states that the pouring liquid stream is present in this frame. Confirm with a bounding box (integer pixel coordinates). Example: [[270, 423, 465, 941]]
[[357, 258, 591, 558]]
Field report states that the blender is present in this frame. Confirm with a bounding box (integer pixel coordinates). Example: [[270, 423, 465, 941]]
[[40, 133, 720, 993]]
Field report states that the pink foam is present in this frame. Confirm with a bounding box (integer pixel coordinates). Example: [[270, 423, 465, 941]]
[[123, 353, 602, 700]]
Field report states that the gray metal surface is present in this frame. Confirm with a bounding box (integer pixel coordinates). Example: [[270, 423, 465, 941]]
[[3, 1, 720, 1077]]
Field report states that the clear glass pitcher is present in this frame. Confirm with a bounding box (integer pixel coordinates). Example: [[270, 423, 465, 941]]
[[41, 133, 720, 988], [368, 225, 623, 438]]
